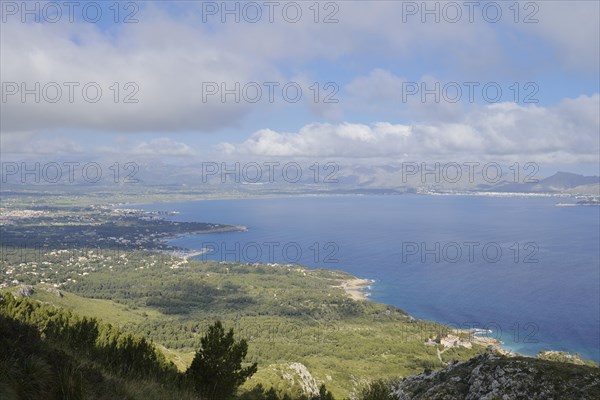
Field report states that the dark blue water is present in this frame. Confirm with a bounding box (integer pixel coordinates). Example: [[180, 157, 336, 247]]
[[132, 195, 600, 362]]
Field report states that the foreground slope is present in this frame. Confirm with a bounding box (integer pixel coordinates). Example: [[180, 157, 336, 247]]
[[393, 349, 600, 400], [2, 251, 487, 397]]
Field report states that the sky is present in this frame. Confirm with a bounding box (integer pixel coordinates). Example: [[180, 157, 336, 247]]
[[1, 0, 599, 175]]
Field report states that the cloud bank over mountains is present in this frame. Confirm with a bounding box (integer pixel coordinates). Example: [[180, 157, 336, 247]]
[[1, 1, 598, 167]]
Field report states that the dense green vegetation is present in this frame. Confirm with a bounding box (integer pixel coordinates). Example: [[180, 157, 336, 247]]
[[1, 251, 486, 397], [0, 294, 340, 400], [0, 204, 240, 254], [0, 293, 192, 400], [358, 380, 399, 400], [537, 351, 599, 367], [2, 200, 596, 398], [0, 201, 487, 396], [8, 290, 594, 400], [187, 320, 258, 399]]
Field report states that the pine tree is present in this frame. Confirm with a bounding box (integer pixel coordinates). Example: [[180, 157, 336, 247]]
[[359, 380, 399, 400], [186, 320, 257, 400], [314, 385, 334, 400]]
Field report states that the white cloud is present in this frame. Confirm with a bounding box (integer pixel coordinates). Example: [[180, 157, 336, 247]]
[[1, 1, 597, 139], [0, 132, 83, 155], [0, 10, 272, 133], [218, 94, 600, 164], [131, 138, 197, 157], [94, 137, 197, 158], [516, 1, 600, 73], [1, 132, 197, 159], [345, 69, 464, 121]]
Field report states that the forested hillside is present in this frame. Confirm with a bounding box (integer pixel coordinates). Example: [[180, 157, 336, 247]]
[[0, 294, 337, 400]]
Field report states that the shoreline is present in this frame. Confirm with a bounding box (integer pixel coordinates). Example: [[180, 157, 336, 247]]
[[157, 248, 210, 260], [164, 240, 596, 363], [338, 278, 375, 301], [106, 191, 584, 210], [107, 204, 249, 252], [5, 194, 598, 365], [338, 277, 517, 356], [104, 192, 360, 208], [109, 199, 597, 365]]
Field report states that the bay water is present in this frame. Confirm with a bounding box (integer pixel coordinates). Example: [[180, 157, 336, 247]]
[[134, 195, 600, 362]]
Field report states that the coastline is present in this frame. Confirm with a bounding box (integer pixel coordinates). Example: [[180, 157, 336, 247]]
[[338, 278, 375, 301], [105, 192, 359, 208], [339, 275, 595, 364], [157, 248, 210, 260], [339, 277, 514, 356], [111, 198, 598, 365], [108, 204, 250, 252]]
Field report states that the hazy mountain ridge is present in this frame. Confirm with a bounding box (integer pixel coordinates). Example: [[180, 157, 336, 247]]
[[475, 171, 600, 193], [2, 161, 598, 197]]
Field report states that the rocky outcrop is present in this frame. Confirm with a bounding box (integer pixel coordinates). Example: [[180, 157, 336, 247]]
[[393, 349, 600, 400], [283, 362, 319, 396], [16, 285, 34, 297]]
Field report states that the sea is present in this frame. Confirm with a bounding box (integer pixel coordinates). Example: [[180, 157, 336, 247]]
[[131, 195, 600, 362]]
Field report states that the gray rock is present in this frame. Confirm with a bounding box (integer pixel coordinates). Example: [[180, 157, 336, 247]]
[[16, 285, 34, 297]]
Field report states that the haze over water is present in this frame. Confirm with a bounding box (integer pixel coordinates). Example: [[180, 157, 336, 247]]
[[135, 195, 600, 362]]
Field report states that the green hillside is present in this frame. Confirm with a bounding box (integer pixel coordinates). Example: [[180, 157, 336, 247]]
[[2, 251, 486, 397]]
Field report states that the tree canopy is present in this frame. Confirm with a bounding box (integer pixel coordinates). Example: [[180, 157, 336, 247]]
[[186, 320, 258, 399]]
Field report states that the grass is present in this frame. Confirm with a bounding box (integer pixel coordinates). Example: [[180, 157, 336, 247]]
[[31, 286, 164, 327], [7, 256, 489, 398]]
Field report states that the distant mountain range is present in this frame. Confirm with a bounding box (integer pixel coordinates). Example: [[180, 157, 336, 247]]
[[1, 161, 598, 196], [478, 171, 599, 194], [332, 167, 599, 195]]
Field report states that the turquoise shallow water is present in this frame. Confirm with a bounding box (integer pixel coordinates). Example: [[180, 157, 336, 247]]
[[133, 195, 600, 362]]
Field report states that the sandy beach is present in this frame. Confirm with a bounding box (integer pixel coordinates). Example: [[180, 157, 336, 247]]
[[339, 278, 374, 301]]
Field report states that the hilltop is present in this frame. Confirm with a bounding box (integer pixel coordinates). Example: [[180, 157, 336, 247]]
[[392, 348, 600, 399]]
